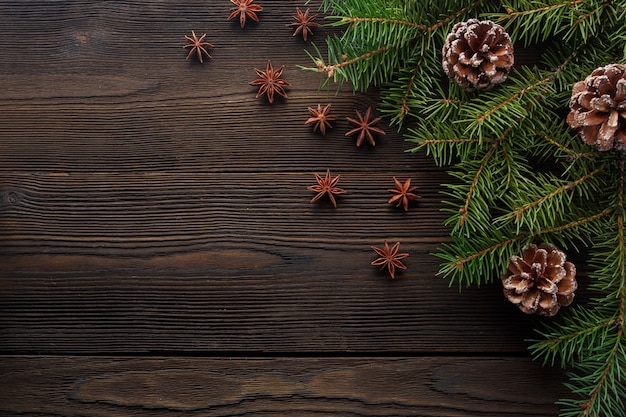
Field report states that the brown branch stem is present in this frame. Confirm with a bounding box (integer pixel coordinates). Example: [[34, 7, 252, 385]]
[[504, 0, 584, 18], [533, 129, 599, 159], [453, 208, 613, 271], [426, 0, 485, 33], [315, 45, 389, 78], [509, 166, 605, 221], [476, 77, 551, 124], [546, 318, 617, 349], [458, 127, 513, 226], [419, 137, 487, 146], [339, 16, 425, 29]]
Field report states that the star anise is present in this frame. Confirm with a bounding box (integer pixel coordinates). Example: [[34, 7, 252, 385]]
[[288, 7, 322, 42], [388, 177, 420, 211], [371, 240, 409, 279], [305, 104, 336, 135], [250, 61, 290, 103], [183, 31, 213, 63], [228, 0, 263, 28], [307, 169, 345, 208], [345, 107, 386, 147]]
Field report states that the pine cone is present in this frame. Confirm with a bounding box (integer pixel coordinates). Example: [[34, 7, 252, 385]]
[[442, 19, 514, 91], [567, 63, 626, 151], [502, 243, 577, 316]]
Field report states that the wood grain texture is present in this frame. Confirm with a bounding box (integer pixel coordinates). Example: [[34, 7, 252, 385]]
[[0, 1, 570, 415], [0, 253, 540, 353], [0, 356, 567, 416]]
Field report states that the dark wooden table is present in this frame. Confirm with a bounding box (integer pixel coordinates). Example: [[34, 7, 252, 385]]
[[0, 2, 569, 416]]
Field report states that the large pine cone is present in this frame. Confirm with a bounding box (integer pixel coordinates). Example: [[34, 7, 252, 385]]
[[567, 63, 626, 151], [442, 19, 514, 90], [502, 243, 577, 316]]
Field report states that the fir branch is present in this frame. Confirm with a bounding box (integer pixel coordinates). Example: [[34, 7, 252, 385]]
[[464, 70, 556, 139], [615, 155, 626, 295], [506, 166, 605, 226], [534, 129, 599, 161], [418, 137, 486, 146], [312, 43, 391, 80], [493, 0, 586, 45], [457, 133, 505, 229], [535, 311, 618, 368], [338, 16, 426, 30], [617, 152, 626, 294], [383, 61, 426, 124], [506, 0, 584, 15], [425, 0, 485, 33], [395, 65, 421, 123], [442, 208, 613, 286], [569, 1, 614, 43], [537, 207, 612, 237], [448, 235, 520, 274], [407, 122, 487, 166], [533, 301, 625, 417], [399, 81, 469, 127]]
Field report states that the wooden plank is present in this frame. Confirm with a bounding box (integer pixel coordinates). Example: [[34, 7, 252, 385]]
[[0, 171, 449, 245], [1, 262, 541, 353], [0, 355, 567, 416]]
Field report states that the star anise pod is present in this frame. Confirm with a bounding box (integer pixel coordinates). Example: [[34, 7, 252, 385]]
[[371, 240, 409, 279], [388, 177, 420, 211], [250, 61, 290, 103], [288, 7, 322, 42], [305, 104, 336, 135], [345, 107, 386, 147], [183, 31, 213, 63], [228, 0, 263, 28], [307, 169, 345, 208]]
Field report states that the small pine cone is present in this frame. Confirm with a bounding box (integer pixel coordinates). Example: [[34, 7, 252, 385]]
[[567, 64, 626, 151], [502, 243, 577, 317], [442, 19, 514, 91]]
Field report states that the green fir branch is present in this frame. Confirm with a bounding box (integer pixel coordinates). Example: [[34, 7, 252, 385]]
[[531, 127, 600, 163], [439, 208, 612, 288], [501, 166, 605, 233], [491, 0, 610, 46], [530, 307, 619, 368], [461, 68, 558, 140]]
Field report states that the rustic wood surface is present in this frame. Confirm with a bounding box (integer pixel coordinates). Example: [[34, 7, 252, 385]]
[[0, 1, 570, 416]]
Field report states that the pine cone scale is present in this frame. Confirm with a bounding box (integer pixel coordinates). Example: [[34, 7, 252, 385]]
[[507, 256, 525, 275], [615, 79, 626, 101], [547, 249, 565, 266], [573, 109, 606, 126], [536, 278, 558, 294], [524, 245, 545, 266], [598, 117, 618, 142], [503, 270, 531, 293], [590, 96, 611, 113]]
